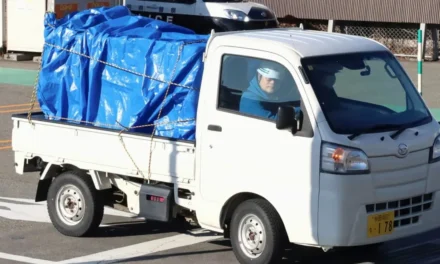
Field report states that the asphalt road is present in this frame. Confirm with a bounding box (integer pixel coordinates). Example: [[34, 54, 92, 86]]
[[400, 59, 440, 110], [1, 59, 440, 264]]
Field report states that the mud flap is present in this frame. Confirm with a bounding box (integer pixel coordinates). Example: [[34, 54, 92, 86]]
[[35, 178, 52, 202]]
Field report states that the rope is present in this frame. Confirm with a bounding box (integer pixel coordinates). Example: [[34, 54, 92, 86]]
[[28, 12, 202, 184], [28, 11, 55, 123], [43, 42, 198, 91]]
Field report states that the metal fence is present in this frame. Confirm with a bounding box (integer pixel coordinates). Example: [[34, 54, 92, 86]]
[[279, 18, 440, 60]]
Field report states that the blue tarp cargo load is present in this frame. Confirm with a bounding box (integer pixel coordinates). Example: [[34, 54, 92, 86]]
[[37, 6, 209, 141]]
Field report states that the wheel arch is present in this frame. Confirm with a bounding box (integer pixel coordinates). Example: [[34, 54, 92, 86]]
[[219, 192, 287, 240], [35, 163, 108, 202]]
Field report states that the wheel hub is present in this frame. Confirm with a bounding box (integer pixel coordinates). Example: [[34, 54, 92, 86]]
[[55, 184, 85, 226], [239, 214, 266, 258]]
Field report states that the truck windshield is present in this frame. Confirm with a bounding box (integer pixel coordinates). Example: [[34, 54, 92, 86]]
[[300, 51, 432, 135]]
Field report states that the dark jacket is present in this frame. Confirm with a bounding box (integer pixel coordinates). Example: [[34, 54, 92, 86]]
[[239, 76, 282, 120]]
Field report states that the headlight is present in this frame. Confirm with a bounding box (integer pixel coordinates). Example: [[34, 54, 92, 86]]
[[430, 134, 440, 162], [321, 143, 369, 174], [223, 9, 250, 22]]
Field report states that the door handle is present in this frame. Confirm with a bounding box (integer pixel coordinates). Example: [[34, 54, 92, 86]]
[[208, 124, 222, 132]]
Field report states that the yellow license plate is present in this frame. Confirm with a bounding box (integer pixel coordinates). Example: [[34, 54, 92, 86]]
[[367, 211, 395, 238]]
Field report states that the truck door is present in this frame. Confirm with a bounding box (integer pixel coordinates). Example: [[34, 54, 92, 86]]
[[197, 46, 321, 244], [125, 0, 197, 27]]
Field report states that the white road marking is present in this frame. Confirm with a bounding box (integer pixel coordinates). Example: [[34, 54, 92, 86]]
[[426, 257, 440, 264], [59, 229, 222, 264], [0, 196, 140, 224], [0, 252, 57, 264], [0, 196, 38, 203], [387, 238, 440, 254], [0, 196, 222, 263], [0, 200, 50, 223]]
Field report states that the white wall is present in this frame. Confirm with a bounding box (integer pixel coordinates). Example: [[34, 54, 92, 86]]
[[6, 0, 46, 52], [0, 0, 5, 51], [2, 0, 123, 53]]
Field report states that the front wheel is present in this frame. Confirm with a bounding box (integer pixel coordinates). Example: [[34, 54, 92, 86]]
[[230, 198, 286, 264], [47, 170, 104, 237]]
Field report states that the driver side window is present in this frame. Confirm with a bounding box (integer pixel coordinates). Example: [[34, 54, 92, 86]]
[[217, 54, 301, 121]]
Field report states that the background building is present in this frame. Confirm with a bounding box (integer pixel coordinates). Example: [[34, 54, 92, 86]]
[[1, 0, 439, 60], [253, 0, 440, 60], [0, 0, 123, 59]]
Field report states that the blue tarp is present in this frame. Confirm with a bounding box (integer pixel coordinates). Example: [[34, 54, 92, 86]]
[[37, 6, 209, 141]]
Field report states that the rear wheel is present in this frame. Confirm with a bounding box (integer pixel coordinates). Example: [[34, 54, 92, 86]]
[[47, 170, 104, 237], [230, 198, 286, 264]]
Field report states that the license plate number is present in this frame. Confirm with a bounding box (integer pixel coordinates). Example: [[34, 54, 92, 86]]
[[367, 211, 395, 238]]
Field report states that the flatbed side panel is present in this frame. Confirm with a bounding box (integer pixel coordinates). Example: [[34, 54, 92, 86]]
[[13, 151, 26, 175], [11, 117, 196, 182]]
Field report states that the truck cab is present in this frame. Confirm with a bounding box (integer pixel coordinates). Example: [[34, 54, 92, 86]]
[[125, 0, 279, 33], [195, 28, 440, 261]]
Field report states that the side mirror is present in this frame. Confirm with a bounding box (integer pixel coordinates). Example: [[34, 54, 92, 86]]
[[276, 106, 300, 133]]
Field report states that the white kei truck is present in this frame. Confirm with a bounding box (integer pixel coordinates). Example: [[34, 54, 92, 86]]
[[11, 27, 440, 264]]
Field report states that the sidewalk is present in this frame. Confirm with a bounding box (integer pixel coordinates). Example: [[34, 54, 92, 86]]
[[399, 60, 440, 120], [0, 60, 39, 86]]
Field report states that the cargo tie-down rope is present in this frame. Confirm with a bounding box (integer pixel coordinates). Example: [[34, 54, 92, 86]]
[[27, 11, 204, 184]]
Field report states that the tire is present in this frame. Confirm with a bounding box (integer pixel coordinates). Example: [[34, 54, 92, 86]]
[[230, 198, 286, 264], [47, 170, 104, 237]]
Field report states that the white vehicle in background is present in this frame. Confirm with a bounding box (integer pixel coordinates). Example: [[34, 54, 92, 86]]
[[11, 26, 440, 264], [124, 0, 279, 33]]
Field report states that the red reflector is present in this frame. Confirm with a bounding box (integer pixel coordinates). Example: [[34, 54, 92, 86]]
[[147, 194, 165, 203]]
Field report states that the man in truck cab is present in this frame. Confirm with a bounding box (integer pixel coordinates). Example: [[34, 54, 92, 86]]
[[306, 63, 342, 109], [239, 61, 287, 119], [239, 61, 299, 120]]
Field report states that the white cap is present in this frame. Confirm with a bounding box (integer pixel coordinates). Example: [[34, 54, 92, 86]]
[[257, 61, 284, 79]]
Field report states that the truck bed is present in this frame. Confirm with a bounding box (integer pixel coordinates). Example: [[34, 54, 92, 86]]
[[11, 112, 196, 184]]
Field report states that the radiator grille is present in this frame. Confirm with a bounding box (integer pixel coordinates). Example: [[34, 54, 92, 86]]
[[366, 193, 434, 228]]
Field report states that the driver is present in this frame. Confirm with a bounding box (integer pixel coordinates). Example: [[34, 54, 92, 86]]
[[239, 61, 286, 120], [308, 63, 342, 108]]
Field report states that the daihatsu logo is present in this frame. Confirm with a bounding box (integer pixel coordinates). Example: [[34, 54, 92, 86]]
[[397, 143, 408, 157]]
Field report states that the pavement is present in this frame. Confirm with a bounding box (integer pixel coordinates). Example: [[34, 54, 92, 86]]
[[1, 59, 440, 264], [399, 59, 440, 117]]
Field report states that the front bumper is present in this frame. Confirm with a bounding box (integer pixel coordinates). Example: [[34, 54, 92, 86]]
[[317, 161, 440, 247]]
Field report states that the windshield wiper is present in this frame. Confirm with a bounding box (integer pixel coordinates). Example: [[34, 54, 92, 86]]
[[347, 116, 431, 141], [348, 124, 402, 141], [389, 116, 431, 140]]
